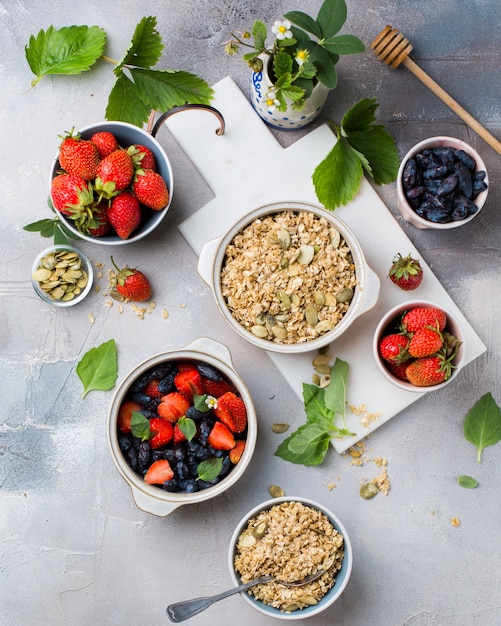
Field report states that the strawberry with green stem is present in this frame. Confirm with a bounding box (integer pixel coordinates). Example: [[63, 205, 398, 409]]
[[111, 256, 152, 302], [95, 149, 134, 199], [389, 253, 423, 291], [58, 129, 100, 180]]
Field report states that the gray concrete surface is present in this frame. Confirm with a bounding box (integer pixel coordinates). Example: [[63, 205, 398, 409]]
[[1, 1, 500, 625]]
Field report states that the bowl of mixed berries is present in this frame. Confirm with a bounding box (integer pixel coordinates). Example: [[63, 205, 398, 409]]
[[50, 121, 173, 245], [373, 301, 464, 392], [107, 338, 257, 516]]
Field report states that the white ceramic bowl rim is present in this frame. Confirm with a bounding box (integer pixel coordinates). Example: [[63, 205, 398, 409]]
[[203, 200, 380, 354], [396, 136, 489, 230], [31, 244, 94, 307], [107, 338, 257, 515], [228, 496, 353, 620], [373, 299, 465, 392], [50, 120, 174, 245]]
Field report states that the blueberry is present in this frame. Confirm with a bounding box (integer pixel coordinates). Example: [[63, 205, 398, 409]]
[[175, 461, 189, 480], [427, 209, 452, 223], [126, 446, 138, 471], [436, 174, 458, 197], [118, 435, 132, 452], [186, 406, 206, 421], [158, 373, 175, 394], [162, 479, 179, 492], [138, 441, 151, 472], [196, 362, 223, 382], [130, 392, 151, 405], [178, 479, 199, 493], [454, 149, 476, 170]]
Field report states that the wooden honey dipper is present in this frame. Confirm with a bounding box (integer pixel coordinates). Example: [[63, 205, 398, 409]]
[[370, 25, 501, 155]]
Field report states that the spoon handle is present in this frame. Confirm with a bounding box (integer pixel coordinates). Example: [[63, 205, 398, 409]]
[[166, 576, 272, 622]]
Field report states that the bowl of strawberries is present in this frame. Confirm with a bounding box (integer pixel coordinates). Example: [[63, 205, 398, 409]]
[[107, 337, 257, 516], [50, 121, 174, 245], [373, 300, 465, 392]]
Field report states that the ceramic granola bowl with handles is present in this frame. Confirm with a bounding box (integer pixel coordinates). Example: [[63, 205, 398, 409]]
[[107, 337, 257, 517], [198, 200, 380, 354]]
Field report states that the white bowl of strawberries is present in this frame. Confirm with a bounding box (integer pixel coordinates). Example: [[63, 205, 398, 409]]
[[373, 300, 465, 392], [107, 337, 257, 516], [50, 121, 174, 245]]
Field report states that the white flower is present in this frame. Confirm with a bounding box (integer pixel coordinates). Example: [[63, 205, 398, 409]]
[[205, 395, 218, 409], [265, 89, 281, 112], [271, 19, 293, 40], [295, 49, 309, 66]]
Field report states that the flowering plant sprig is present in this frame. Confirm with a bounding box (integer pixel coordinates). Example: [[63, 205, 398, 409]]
[[225, 0, 364, 112]]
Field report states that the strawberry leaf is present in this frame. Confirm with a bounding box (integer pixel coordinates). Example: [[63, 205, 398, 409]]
[[25, 25, 106, 86], [105, 73, 152, 126], [129, 68, 214, 110], [463, 392, 501, 462], [114, 16, 163, 74], [76, 339, 118, 398]]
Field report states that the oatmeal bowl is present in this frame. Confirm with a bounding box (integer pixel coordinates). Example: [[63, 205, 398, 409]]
[[198, 201, 380, 353], [228, 497, 352, 619]]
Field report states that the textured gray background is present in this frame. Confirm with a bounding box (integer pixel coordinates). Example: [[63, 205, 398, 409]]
[[1, 1, 500, 625]]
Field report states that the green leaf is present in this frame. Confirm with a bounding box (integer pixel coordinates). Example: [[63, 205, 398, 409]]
[[275, 422, 332, 466], [309, 45, 338, 89], [273, 50, 293, 80], [105, 73, 152, 126], [130, 411, 151, 441], [303, 384, 333, 424], [23, 218, 58, 236], [197, 457, 223, 481], [25, 25, 106, 86], [76, 339, 118, 398], [458, 475, 479, 489], [341, 97, 378, 133], [251, 20, 267, 51], [130, 68, 214, 111], [280, 85, 306, 103], [115, 16, 163, 73], [178, 417, 196, 442], [284, 11, 322, 39], [324, 358, 349, 417], [312, 139, 363, 209], [346, 127, 399, 185], [316, 0, 347, 39], [194, 394, 211, 412], [321, 34, 365, 56], [463, 392, 501, 462]]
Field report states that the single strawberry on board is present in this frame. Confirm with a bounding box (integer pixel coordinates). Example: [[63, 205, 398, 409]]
[[111, 256, 152, 302], [51, 173, 93, 216], [90, 131, 119, 159], [379, 333, 410, 364], [402, 307, 447, 333], [107, 192, 142, 239], [95, 149, 134, 198], [58, 130, 100, 180], [408, 326, 443, 358], [133, 169, 169, 210], [388, 253, 423, 291]]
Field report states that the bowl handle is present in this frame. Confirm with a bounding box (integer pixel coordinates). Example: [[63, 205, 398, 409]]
[[146, 105, 225, 137], [185, 337, 233, 368], [197, 236, 221, 289], [359, 265, 381, 315], [130, 485, 181, 517]]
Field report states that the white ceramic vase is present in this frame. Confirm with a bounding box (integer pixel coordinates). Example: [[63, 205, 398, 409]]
[[250, 55, 330, 130]]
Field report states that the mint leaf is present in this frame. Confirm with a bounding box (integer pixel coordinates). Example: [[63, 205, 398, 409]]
[[194, 394, 210, 412], [275, 422, 332, 466], [197, 458, 223, 482], [324, 358, 349, 418], [178, 417, 196, 442], [130, 411, 151, 441], [115, 16, 163, 74], [458, 475, 479, 489], [463, 392, 501, 462], [312, 138, 363, 210], [303, 384, 333, 424], [25, 25, 106, 86], [76, 339, 118, 398]]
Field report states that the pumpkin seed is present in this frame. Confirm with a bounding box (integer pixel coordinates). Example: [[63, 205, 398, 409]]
[[266, 231, 278, 245], [32, 268, 52, 282], [312, 373, 321, 386], [336, 287, 354, 303], [251, 325, 269, 338], [319, 374, 331, 388], [312, 353, 331, 367], [297, 244, 315, 265], [255, 312, 267, 325], [252, 521, 268, 539], [238, 532, 257, 548], [330, 229, 341, 249], [50, 286, 65, 300], [360, 482, 379, 499], [265, 313, 276, 328], [284, 603, 301, 612], [300, 596, 318, 606], [269, 485, 285, 498], [271, 423, 289, 434], [276, 291, 291, 310], [110, 289, 126, 302], [277, 229, 291, 249], [271, 325, 287, 340], [324, 293, 336, 306], [280, 257, 289, 269], [274, 314, 290, 323], [305, 304, 318, 327], [290, 293, 300, 307], [314, 364, 331, 375], [315, 320, 333, 334], [348, 448, 361, 458], [313, 291, 326, 306], [289, 250, 300, 264]]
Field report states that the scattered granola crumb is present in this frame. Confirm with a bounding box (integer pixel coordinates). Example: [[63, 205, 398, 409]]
[[371, 467, 390, 496], [327, 482, 337, 490], [180, 303, 186, 308], [104, 300, 113, 307], [88, 313, 95, 324], [349, 403, 382, 428], [162, 308, 169, 319], [451, 517, 461, 527], [118, 304, 124, 314], [95, 285, 101, 293]]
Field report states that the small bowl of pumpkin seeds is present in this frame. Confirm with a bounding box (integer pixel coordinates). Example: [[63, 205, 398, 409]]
[[31, 245, 93, 307]]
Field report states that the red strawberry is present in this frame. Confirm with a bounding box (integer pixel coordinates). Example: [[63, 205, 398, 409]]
[[133, 169, 169, 210], [91, 131, 119, 159], [144, 459, 174, 484], [402, 307, 447, 333], [213, 391, 247, 434], [388, 253, 423, 291], [111, 256, 152, 302], [128, 144, 157, 170], [406, 352, 455, 387], [386, 359, 414, 381], [107, 192, 142, 239], [379, 333, 410, 364], [117, 400, 142, 434], [95, 149, 134, 198], [408, 326, 443, 358], [202, 378, 234, 398], [149, 418, 174, 449], [157, 392, 190, 422], [229, 440, 246, 464], [208, 421, 236, 450], [144, 379, 163, 399], [58, 130, 100, 180], [174, 366, 204, 401], [86, 202, 112, 237], [51, 173, 93, 216], [173, 423, 187, 445]]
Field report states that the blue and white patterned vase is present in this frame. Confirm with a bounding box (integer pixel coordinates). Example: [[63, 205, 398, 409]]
[[250, 55, 330, 130]]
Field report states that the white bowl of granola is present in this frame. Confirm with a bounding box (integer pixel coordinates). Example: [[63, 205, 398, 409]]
[[228, 497, 352, 619], [198, 201, 380, 353]]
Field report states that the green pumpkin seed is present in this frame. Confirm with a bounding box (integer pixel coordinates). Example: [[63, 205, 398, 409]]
[[312, 354, 331, 367], [313, 291, 326, 306], [297, 244, 314, 265], [252, 521, 268, 539], [277, 229, 291, 249], [360, 482, 379, 499], [280, 257, 289, 269], [314, 364, 331, 375], [312, 373, 321, 386], [330, 229, 341, 249], [290, 293, 300, 307], [319, 374, 331, 388], [32, 268, 52, 282], [336, 287, 354, 303], [238, 532, 257, 548], [300, 596, 318, 606], [269, 485, 285, 498], [251, 325, 269, 338], [276, 291, 291, 310], [315, 320, 333, 334], [284, 603, 301, 612], [305, 304, 318, 327], [272, 423, 290, 433], [271, 325, 287, 341]]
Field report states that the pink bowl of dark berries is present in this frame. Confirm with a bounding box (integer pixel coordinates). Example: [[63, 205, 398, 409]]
[[397, 136, 489, 229], [50, 121, 174, 245], [107, 338, 257, 516], [373, 300, 465, 392]]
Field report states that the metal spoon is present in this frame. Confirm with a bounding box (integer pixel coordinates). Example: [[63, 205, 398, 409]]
[[166, 569, 327, 622]]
